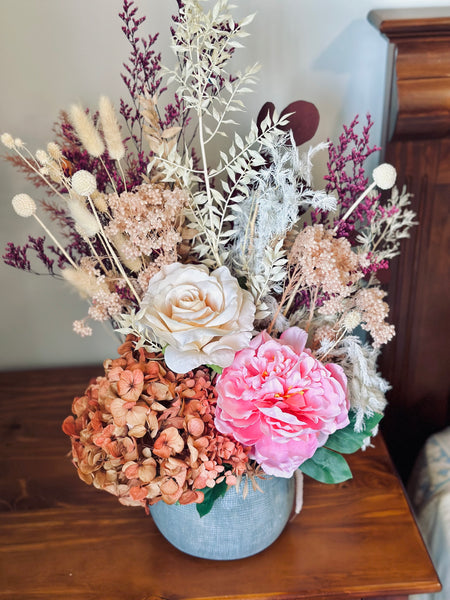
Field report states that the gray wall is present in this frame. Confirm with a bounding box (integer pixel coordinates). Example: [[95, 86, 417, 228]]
[[1, 0, 447, 370]]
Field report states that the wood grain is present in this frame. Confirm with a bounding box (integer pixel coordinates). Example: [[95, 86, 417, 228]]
[[369, 9, 450, 480], [0, 367, 441, 600]]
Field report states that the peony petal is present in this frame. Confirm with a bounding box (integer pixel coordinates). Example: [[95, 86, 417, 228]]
[[214, 326, 350, 476], [279, 326, 308, 354]]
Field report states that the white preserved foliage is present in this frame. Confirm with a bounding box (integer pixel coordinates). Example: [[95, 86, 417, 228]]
[[148, 0, 291, 269], [356, 185, 417, 262], [230, 134, 336, 312], [115, 310, 163, 354], [145, 0, 338, 310], [322, 335, 390, 432]]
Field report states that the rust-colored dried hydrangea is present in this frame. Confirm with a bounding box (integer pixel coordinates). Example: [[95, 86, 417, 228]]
[[62, 335, 249, 512]]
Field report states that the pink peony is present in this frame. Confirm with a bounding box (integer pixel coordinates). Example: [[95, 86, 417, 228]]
[[214, 327, 349, 477]]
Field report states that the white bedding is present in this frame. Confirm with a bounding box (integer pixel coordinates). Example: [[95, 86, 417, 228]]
[[408, 427, 450, 600]]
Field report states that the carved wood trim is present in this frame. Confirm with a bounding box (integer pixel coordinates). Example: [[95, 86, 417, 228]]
[[369, 8, 450, 141]]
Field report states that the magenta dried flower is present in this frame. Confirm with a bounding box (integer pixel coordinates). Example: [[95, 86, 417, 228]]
[[317, 114, 381, 236], [3, 237, 57, 275], [119, 0, 166, 151]]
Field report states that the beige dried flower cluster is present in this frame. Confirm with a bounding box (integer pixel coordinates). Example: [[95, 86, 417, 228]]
[[106, 185, 187, 265], [279, 223, 396, 353], [3, 94, 191, 338], [140, 95, 182, 184], [355, 287, 395, 347], [290, 224, 361, 298]]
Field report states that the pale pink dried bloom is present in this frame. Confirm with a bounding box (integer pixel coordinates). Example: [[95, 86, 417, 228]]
[[313, 325, 336, 349], [72, 319, 93, 337], [318, 295, 346, 316], [88, 303, 109, 322], [105, 183, 187, 261], [137, 263, 161, 295], [355, 287, 395, 347], [290, 225, 361, 296], [79, 256, 101, 277], [88, 288, 124, 321]]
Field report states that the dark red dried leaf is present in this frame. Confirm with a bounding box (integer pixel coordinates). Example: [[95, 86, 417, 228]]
[[280, 100, 320, 146], [257, 100, 320, 146]]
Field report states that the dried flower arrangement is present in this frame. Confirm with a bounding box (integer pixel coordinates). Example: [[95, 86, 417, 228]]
[[2, 0, 417, 515]]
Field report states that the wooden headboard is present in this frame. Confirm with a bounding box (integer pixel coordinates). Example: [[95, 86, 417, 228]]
[[369, 8, 450, 481]]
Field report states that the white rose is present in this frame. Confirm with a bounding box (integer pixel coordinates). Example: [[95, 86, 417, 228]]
[[139, 263, 255, 373]]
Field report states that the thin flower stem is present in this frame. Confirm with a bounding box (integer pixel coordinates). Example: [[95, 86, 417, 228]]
[[33, 214, 78, 269], [319, 328, 346, 361], [267, 300, 283, 336], [267, 262, 305, 334], [334, 181, 376, 231], [152, 122, 281, 179], [14, 149, 68, 203], [203, 63, 253, 145], [218, 167, 246, 230], [86, 195, 141, 303], [370, 221, 391, 254], [99, 156, 118, 194], [240, 194, 259, 272], [117, 160, 128, 193], [196, 45, 221, 266], [282, 275, 304, 316], [267, 274, 298, 334], [84, 236, 109, 275], [305, 287, 319, 333]]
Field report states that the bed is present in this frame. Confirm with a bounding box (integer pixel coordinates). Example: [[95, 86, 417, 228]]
[[408, 427, 450, 600]]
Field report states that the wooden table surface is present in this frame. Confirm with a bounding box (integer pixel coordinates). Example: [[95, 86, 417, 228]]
[[0, 366, 441, 600]]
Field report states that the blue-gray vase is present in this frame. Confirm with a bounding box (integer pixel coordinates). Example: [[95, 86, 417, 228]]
[[149, 475, 296, 560]]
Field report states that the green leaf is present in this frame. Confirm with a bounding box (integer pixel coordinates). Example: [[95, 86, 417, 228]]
[[207, 364, 223, 375], [196, 480, 228, 517], [325, 412, 384, 454], [299, 447, 353, 484]]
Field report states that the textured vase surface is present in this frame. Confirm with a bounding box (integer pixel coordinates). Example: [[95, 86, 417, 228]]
[[149, 475, 296, 560]]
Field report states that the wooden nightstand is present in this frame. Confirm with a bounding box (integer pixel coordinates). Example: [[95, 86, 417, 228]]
[[0, 366, 441, 599]]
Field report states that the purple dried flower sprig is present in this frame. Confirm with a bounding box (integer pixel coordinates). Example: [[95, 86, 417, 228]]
[[119, 0, 166, 150], [318, 114, 381, 236], [3, 241, 32, 273], [2, 237, 66, 276]]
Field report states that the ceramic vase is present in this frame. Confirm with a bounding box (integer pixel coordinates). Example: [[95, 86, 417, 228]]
[[149, 474, 297, 560]]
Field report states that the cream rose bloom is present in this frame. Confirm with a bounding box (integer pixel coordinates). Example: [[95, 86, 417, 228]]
[[139, 263, 256, 373]]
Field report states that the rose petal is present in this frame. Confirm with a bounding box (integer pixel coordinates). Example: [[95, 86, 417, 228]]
[[138, 263, 255, 373]]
